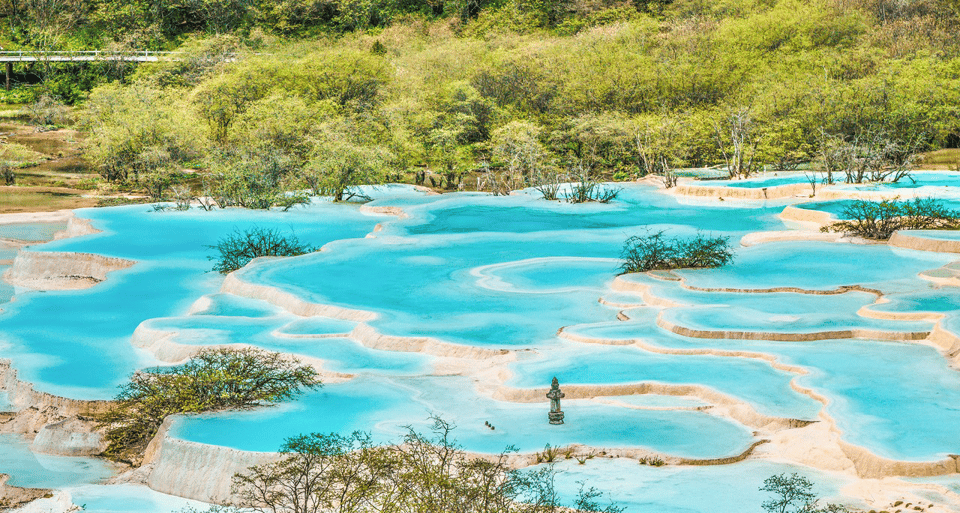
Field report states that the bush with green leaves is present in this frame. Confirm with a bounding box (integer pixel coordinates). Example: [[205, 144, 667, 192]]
[[208, 227, 317, 274], [761, 473, 850, 513], [1, 164, 15, 186], [822, 198, 960, 240], [97, 347, 320, 464], [228, 417, 623, 513], [620, 231, 733, 273]]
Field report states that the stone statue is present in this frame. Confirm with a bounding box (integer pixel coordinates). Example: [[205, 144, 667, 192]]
[[547, 376, 565, 425]]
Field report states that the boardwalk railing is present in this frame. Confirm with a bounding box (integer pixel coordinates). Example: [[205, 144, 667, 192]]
[[0, 50, 184, 62]]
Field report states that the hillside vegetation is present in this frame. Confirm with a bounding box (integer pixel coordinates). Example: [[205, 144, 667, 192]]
[[3, 0, 960, 202]]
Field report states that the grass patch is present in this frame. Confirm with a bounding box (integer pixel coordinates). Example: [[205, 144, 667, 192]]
[[0, 142, 46, 168], [921, 148, 960, 166]]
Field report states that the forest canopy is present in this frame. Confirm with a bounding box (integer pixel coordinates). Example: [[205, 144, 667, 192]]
[[3, 0, 959, 198]]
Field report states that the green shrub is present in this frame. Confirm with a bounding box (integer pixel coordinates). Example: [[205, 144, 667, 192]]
[[230, 417, 625, 513], [1, 164, 14, 185], [562, 170, 621, 204], [822, 198, 960, 240], [97, 347, 320, 463], [620, 231, 733, 273], [208, 226, 317, 274], [761, 473, 850, 513]]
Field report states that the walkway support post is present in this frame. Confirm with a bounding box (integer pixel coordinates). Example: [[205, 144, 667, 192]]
[[5, 62, 10, 91]]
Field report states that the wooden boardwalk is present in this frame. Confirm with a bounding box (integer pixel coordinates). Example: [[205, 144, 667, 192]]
[[1, 51, 183, 90], [0, 50, 181, 63]]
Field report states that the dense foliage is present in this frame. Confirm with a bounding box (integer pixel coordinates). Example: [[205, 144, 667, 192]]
[[228, 417, 623, 513], [97, 348, 320, 463], [620, 231, 733, 273], [208, 227, 317, 274], [4, 0, 960, 198], [822, 198, 960, 239]]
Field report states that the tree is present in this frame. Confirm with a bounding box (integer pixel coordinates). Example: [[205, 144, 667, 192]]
[[97, 348, 320, 464], [231, 417, 624, 513], [193, 71, 270, 144], [633, 114, 686, 186], [208, 226, 317, 274], [714, 107, 762, 179], [492, 121, 549, 183], [233, 431, 391, 513], [81, 82, 205, 182], [760, 473, 849, 513], [304, 124, 394, 202]]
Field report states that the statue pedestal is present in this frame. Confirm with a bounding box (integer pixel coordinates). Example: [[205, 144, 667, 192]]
[[548, 410, 565, 425]]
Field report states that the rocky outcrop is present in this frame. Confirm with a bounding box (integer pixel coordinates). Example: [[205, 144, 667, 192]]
[[53, 216, 100, 240], [839, 441, 960, 479], [3, 251, 135, 291], [889, 231, 960, 254], [0, 361, 110, 445], [31, 417, 107, 456], [778, 204, 836, 228], [0, 474, 52, 511]]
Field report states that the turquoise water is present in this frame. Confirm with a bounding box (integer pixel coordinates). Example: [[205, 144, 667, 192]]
[[0, 434, 115, 488], [781, 340, 960, 461], [172, 376, 755, 458], [0, 201, 387, 398], [833, 171, 960, 191], [674, 242, 955, 292], [0, 221, 67, 242], [0, 224, 63, 306], [65, 484, 209, 513], [509, 338, 820, 420], [188, 293, 285, 317], [797, 199, 960, 220], [701, 174, 814, 189], [870, 285, 960, 314], [626, 277, 934, 335], [549, 459, 857, 513], [142, 314, 429, 375], [6, 182, 960, 506], [903, 229, 960, 241]]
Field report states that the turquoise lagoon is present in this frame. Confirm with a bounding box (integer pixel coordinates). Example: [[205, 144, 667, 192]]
[[170, 375, 756, 457], [3, 183, 960, 509], [0, 434, 115, 488], [691, 173, 814, 189]]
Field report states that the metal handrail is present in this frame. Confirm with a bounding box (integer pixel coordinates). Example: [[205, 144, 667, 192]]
[[0, 51, 185, 56], [0, 50, 190, 61]]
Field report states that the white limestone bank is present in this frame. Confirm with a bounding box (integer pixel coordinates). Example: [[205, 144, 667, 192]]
[[144, 421, 279, 504], [0, 361, 109, 456], [221, 272, 377, 321], [53, 215, 99, 240], [672, 181, 813, 200], [3, 250, 135, 291], [890, 231, 960, 254]]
